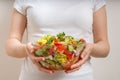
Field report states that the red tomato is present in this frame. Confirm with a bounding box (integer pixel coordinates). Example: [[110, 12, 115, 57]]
[[49, 47, 54, 55], [55, 43, 67, 53], [35, 45, 41, 50], [54, 42, 62, 46], [64, 51, 73, 59]]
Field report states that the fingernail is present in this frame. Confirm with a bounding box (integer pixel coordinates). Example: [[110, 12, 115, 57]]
[[81, 55, 84, 58], [31, 49, 34, 53], [71, 65, 74, 69], [66, 71, 70, 74], [50, 71, 53, 74], [66, 71, 69, 74], [42, 58, 45, 61]]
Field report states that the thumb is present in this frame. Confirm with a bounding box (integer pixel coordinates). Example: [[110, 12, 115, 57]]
[[26, 42, 34, 53]]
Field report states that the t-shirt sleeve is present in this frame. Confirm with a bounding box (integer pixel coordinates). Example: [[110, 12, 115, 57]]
[[93, 0, 106, 12], [13, 0, 27, 15]]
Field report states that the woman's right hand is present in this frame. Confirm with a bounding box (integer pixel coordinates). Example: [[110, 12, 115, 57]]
[[24, 42, 54, 74]]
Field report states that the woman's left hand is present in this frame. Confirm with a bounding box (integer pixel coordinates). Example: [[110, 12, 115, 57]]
[[65, 43, 94, 73]]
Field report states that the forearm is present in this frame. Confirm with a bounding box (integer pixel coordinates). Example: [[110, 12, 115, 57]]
[[5, 38, 27, 58], [91, 40, 110, 58]]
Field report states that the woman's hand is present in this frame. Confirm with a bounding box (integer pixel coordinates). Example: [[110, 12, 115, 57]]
[[25, 42, 54, 74], [65, 43, 94, 73]]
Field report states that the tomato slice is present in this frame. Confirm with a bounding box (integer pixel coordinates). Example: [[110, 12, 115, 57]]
[[64, 51, 73, 59], [49, 47, 54, 55], [35, 45, 41, 50]]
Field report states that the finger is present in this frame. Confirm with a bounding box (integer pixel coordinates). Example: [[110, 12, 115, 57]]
[[71, 59, 81, 69], [81, 43, 93, 58], [65, 67, 80, 73], [34, 62, 54, 74], [26, 42, 34, 53], [81, 45, 89, 58], [71, 50, 90, 69], [79, 54, 90, 66], [24, 43, 33, 56], [29, 53, 45, 63], [29, 54, 36, 64], [34, 57, 45, 62], [25, 43, 46, 63]]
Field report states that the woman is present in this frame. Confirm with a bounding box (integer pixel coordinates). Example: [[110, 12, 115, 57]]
[[5, 0, 110, 80]]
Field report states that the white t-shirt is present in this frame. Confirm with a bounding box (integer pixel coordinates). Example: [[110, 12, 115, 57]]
[[13, 0, 106, 80]]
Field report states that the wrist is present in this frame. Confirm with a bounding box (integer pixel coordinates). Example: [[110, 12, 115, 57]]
[[22, 44, 28, 57], [87, 43, 95, 56]]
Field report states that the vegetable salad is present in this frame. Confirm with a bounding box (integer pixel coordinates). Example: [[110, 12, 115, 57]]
[[33, 32, 85, 70]]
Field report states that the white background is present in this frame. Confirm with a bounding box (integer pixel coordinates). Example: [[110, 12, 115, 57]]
[[0, 0, 120, 80]]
